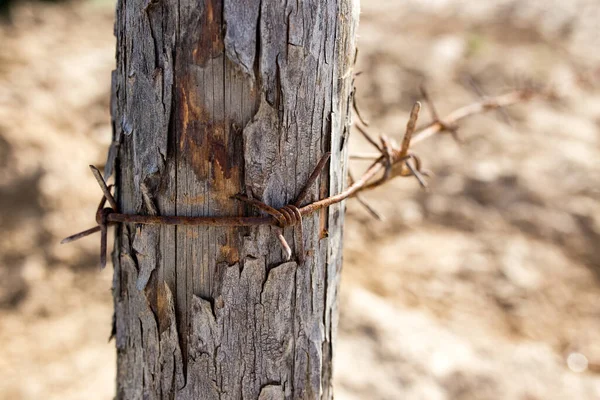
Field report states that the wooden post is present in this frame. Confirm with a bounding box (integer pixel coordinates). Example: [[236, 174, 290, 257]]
[[110, 0, 358, 398]]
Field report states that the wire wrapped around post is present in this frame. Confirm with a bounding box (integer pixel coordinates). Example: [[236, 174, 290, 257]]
[[62, 88, 542, 267]]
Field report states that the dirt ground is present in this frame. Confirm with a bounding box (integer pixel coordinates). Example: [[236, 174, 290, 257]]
[[1, 1, 599, 399]]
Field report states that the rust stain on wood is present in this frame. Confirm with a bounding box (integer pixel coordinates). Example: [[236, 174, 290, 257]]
[[218, 237, 240, 265], [157, 281, 172, 335], [178, 84, 210, 180], [176, 74, 244, 213], [192, 0, 223, 66], [209, 138, 232, 180], [220, 246, 239, 265], [181, 193, 206, 205], [178, 85, 237, 181], [185, 229, 200, 239]]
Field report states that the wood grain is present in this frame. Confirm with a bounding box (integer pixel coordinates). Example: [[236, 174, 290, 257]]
[[111, 0, 358, 398]]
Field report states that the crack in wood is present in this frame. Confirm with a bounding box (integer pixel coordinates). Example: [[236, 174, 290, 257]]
[[112, 0, 358, 397]]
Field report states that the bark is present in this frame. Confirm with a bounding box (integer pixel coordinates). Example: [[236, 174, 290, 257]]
[[109, 0, 358, 398]]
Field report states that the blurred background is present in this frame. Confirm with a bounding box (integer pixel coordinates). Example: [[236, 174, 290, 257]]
[[1, 0, 599, 399]]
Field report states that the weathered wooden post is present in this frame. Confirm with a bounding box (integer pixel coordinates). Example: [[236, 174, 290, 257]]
[[110, 0, 359, 397]]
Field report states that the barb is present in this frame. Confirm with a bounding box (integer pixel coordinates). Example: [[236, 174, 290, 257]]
[[60, 226, 101, 244], [90, 165, 118, 211], [463, 75, 512, 127], [234, 197, 305, 262], [351, 88, 539, 160], [294, 152, 331, 206], [355, 195, 384, 221], [420, 85, 440, 122], [419, 85, 460, 143], [352, 88, 370, 126], [233, 150, 330, 263], [413, 89, 535, 145], [275, 228, 293, 261], [348, 170, 383, 221], [355, 102, 427, 192], [288, 205, 305, 265], [399, 102, 421, 159], [379, 134, 396, 181], [404, 158, 428, 189], [355, 124, 383, 152], [96, 186, 111, 269], [351, 48, 370, 127], [100, 210, 108, 269]]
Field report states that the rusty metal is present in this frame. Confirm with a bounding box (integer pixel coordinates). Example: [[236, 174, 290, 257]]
[[412, 89, 536, 145], [234, 197, 304, 262], [419, 85, 461, 143], [348, 170, 383, 221], [287, 205, 305, 265], [274, 228, 292, 261], [90, 165, 118, 211], [350, 49, 370, 128], [399, 102, 421, 159], [349, 88, 540, 161], [293, 152, 331, 207], [379, 134, 395, 181], [404, 158, 428, 189], [60, 225, 102, 244], [355, 123, 383, 152], [63, 88, 539, 268], [100, 209, 109, 269], [463, 75, 512, 127], [233, 151, 324, 262], [352, 88, 370, 127], [234, 194, 287, 227]]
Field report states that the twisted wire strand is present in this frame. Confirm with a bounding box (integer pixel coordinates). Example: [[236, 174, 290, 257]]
[[61, 88, 541, 267]]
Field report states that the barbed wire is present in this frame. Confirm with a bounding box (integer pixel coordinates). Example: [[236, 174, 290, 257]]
[[62, 86, 544, 268]]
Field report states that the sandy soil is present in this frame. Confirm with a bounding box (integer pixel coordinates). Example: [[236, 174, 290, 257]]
[[0, 1, 599, 399]]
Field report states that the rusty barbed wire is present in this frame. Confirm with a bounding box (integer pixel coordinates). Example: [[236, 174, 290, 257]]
[[62, 87, 542, 267], [419, 84, 461, 143], [350, 87, 539, 160]]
